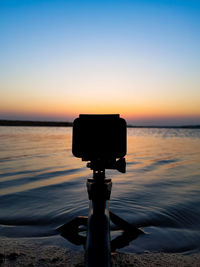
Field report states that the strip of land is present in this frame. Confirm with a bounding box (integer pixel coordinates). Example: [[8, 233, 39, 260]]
[[127, 125, 200, 128], [0, 120, 72, 127], [0, 119, 200, 128]]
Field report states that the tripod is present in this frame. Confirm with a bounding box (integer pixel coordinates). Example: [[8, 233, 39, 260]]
[[58, 158, 143, 267]]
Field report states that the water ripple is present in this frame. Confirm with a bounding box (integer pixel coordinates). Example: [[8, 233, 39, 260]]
[[0, 127, 200, 253]]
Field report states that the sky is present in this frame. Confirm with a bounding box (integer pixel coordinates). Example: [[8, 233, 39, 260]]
[[0, 0, 200, 125]]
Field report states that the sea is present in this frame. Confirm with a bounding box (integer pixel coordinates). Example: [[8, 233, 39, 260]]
[[0, 126, 200, 254]]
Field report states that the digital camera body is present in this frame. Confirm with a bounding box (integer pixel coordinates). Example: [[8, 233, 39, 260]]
[[72, 114, 126, 162]]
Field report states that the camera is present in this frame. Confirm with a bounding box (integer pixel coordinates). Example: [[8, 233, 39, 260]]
[[72, 114, 126, 162]]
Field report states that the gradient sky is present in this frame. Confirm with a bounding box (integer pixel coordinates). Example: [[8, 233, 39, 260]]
[[0, 0, 200, 125]]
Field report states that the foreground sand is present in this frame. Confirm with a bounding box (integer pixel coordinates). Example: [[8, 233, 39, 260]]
[[0, 238, 200, 267]]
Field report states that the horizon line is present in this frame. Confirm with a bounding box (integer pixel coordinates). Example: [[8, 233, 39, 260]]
[[0, 119, 200, 129]]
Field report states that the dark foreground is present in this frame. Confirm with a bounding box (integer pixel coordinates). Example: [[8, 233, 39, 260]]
[[1, 238, 200, 267]]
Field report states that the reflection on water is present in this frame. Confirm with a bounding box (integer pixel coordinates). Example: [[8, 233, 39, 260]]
[[0, 127, 200, 254]]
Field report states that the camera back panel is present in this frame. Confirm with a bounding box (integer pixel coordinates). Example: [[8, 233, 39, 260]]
[[72, 114, 127, 161]]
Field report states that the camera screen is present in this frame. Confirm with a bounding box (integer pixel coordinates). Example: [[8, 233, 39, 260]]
[[72, 114, 126, 161]]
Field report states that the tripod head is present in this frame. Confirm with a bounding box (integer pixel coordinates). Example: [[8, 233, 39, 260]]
[[72, 114, 127, 176], [87, 158, 126, 174]]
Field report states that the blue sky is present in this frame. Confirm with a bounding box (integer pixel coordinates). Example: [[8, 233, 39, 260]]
[[0, 0, 200, 125]]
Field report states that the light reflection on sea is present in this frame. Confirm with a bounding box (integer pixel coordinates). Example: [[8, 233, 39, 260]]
[[0, 126, 200, 254]]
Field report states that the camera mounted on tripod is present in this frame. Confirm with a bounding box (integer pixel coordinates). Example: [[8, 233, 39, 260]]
[[58, 114, 143, 267], [72, 114, 127, 174]]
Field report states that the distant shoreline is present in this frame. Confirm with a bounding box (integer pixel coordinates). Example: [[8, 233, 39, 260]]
[[0, 120, 72, 127], [127, 125, 200, 129], [0, 119, 200, 128]]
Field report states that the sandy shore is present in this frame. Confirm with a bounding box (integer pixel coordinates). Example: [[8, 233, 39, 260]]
[[0, 238, 200, 267]]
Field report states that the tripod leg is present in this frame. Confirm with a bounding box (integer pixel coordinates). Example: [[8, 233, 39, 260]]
[[57, 216, 87, 246], [110, 211, 144, 252], [110, 211, 143, 235]]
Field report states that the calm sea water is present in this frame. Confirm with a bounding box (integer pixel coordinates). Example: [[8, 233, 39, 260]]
[[0, 126, 200, 254]]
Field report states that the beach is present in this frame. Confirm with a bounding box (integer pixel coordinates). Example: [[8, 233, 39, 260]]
[[1, 237, 200, 267]]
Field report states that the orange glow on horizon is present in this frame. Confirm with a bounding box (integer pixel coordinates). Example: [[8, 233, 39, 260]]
[[1, 86, 200, 122], [1, 99, 200, 122]]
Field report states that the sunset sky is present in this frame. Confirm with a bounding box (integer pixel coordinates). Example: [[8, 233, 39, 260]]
[[0, 0, 200, 125]]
